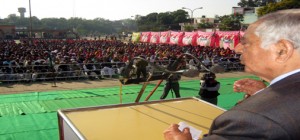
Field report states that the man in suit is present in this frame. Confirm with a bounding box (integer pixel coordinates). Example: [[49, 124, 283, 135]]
[[163, 9, 300, 140], [234, 78, 267, 105]]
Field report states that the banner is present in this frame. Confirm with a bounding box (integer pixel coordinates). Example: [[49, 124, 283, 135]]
[[131, 32, 141, 43], [239, 31, 245, 37], [182, 32, 197, 46], [140, 32, 151, 43], [217, 31, 240, 50], [150, 32, 160, 44], [196, 31, 219, 47], [169, 31, 184, 46], [131, 30, 243, 49], [159, 31, 170, 44]]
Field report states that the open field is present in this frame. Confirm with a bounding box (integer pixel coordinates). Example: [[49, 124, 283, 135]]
[[1, 72, 254, 94], [0, 71, 256, 140]]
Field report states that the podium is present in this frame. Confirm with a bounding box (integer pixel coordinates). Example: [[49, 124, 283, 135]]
[[58, 97, 225, 140]]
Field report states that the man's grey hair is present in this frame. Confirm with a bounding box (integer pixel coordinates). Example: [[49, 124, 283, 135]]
[[254, 9, 300, 49]]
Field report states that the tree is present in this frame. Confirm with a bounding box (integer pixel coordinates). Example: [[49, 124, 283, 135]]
[[238, 0, 262, 7], [238, 0, 279, 7], [197, 18, 214, 29], [170, 10, 189, 30], [0, 8, 189, 37], [145, 12, 160, 31], [119, 18, 137, 32], [5, 14, 19, 25], [218, 14, 244, 31], [136, 9, 189, 31], [157, 12, 174, 31], [171, 10, 189, 24], [257, 0, 300, 16], [41, 18, 68, 30], [184, 25, 194, 32]]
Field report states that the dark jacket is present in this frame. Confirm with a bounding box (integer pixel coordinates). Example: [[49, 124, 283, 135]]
[[204, 72, 300, 140], [199, 81, 220, 98]]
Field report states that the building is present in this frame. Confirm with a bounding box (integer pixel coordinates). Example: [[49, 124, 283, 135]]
[[194, 17, 215, 25], [0, 25, 79, 39], [233, 7, 259, 25], [18, 7, 26, 18], [0, 25, 16, 39], [233, 0, 283, 26], [179, 17, 217, 32], [178, 0, 284, 32]]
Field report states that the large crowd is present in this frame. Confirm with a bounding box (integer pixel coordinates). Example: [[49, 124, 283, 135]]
[[0, 38, 242, 82]]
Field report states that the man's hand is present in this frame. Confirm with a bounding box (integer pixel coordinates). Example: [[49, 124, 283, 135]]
[[233, 78, 267, 96], [163, 124, 193, 140]]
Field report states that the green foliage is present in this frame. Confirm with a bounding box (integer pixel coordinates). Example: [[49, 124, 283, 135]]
[[197, 19, 214, 29], [238, 0, 279, 7], [0, 15, 118, 36], [218, 14, 244, 31], [136, 9, 189, 31], [0, 6, 250, 35], [257, 0, 300, 16], [184, 25, 194, 32], [136, 13, 161, 31], [238, 0, 262, 7]]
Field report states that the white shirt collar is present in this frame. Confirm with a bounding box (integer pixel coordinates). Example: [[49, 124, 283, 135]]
[[270, 69, 300, 85]]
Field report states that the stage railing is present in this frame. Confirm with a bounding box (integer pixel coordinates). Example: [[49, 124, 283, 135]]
[[0, 59, 244, 84], [0, 62, 126, 83]]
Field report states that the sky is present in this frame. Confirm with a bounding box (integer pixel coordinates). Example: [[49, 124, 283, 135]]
[[0, 0, 240, 21]]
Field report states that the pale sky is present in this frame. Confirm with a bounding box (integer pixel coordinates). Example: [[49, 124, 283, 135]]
[[0, 0, 240, 20]]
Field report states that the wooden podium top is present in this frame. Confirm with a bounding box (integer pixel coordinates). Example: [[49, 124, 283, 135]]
[[58, 97, 225, 140]]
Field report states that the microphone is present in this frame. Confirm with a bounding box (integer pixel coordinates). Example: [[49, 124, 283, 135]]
[[210, 64, 225, 74], [150, 53, 226, 78], [182, 69, 200, 77], [181, 64, 225, 78]]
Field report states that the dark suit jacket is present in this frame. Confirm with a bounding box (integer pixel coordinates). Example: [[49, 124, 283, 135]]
[[203, 72, 300, 140]]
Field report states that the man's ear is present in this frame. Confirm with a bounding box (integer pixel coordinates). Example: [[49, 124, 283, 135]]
[[274, 39, 294, 63]]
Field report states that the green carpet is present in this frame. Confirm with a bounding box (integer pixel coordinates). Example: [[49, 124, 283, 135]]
[[0, 76, 257, 140]]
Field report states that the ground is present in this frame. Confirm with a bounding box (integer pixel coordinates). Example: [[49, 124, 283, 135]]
[[1, 72, 254, 94]]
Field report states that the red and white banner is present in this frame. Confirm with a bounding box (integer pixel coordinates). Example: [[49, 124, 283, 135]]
[[159, 31, 170, 44], [169, 31, 184, 46], [239, 31, 245, 37], [140, 32, 151, 43], [132, 30, 243, 49], [182, 32, 197, 46], [196, 31, 219, 47], [217, 31, 241, 50], [150, 32, 160, 44]]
